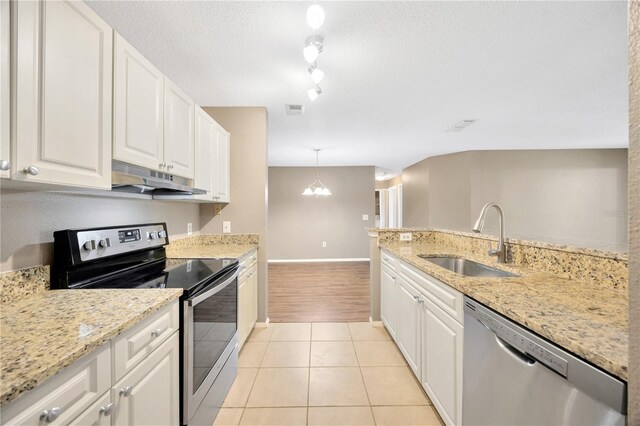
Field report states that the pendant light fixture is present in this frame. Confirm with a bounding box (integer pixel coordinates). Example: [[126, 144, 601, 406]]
[[302, 5, 326, 101], [302, 148, 332, 197]]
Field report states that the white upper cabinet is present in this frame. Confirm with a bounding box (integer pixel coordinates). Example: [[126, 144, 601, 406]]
[[113, 33, 164, 171], [194, 108, 230, 202], [113, 34, 194, 180], [1, 0, 10, 178], [213, 124, 230, 202], [163, 77, 194, 179], [194, 106, 215, 197], [13, 0, 112, 188]]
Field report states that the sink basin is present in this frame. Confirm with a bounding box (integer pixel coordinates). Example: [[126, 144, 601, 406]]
[[418, 255, 519, 278]]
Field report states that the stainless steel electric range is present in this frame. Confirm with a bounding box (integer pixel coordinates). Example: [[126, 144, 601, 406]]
[[50, 223, 239, 426]]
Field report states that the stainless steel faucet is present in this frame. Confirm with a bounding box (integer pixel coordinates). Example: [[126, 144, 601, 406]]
[[472, 202, 506, 263]]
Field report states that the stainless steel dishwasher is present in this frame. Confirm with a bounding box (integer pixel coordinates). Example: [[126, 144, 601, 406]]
[[463, 297, 626, 425]]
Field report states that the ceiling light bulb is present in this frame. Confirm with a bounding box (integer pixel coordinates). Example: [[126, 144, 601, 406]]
[[306, 5, 325, 30], [303, 35, 323, 64], [313, 187, 323, 195], [321, 187, 331, 196], [303, 45, 320, 63], [308, 66, 325, 84], [302, 187, 313, 196], [307, 87, 322, 101]]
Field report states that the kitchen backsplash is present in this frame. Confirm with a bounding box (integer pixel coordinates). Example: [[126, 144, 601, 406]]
[[375, 228, 628, 291], [167, 233, 259, 247]]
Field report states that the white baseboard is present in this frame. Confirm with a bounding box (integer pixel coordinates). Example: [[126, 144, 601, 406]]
[[255, 318, 270, 328], [268, 258, 370, 263], [369, 317, 383, 327]]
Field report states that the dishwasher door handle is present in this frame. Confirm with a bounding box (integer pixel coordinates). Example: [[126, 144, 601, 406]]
[[495, 335, 537, 366]]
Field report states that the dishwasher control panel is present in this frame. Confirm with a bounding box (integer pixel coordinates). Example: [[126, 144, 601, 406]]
[[468, 300, 569, 377]]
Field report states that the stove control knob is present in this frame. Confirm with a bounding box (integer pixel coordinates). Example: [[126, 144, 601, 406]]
[[158, 231, 167, 238], [98, 238, 110, 248], [148, 231, 157, 240], [82, 240, 95, 251]]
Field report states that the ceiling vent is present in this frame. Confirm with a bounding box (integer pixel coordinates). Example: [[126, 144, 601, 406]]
[[285, 104, 305, 115], [447, 119, 476, 132]]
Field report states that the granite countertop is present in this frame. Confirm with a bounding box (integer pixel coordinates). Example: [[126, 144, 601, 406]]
[[166, 243, 258, 259], [0, 289, 183, 406], [380, 241, 628, 381]]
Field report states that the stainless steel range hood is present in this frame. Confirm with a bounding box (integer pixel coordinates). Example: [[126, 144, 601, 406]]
[[111, 160, 206, 197]]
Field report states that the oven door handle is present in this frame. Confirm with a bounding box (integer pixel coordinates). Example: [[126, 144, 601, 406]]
[[188, 268, 240, 306]]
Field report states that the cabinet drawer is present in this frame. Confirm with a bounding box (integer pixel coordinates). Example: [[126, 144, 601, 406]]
[[400, 262, 464, 324], [2, 345, 111, 426], [381, 250, 399, 271], [240, 250, 257, 277], [113, 301, 179, 382]]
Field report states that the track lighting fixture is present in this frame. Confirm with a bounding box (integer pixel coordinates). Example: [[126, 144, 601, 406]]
[[308, 65, 325, 84], [303, 35, 324, 64], [306, 4, 325, 30]]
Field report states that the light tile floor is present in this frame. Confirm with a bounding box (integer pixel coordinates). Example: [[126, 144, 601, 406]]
[[214, 322, 445, 426]]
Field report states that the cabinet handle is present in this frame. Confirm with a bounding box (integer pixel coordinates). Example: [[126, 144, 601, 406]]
[[22, 165, 39, 176], [159, 162, 166, 169], [391, 276, 396, 281], [40, 407, 62, 423], [413, 295, 420, 302], [151, 328, 162, 338], [0, 160, 9, 171], [99, 403, 115, 416], [119, 385, 133, 397], [167, 164, 174, 170]]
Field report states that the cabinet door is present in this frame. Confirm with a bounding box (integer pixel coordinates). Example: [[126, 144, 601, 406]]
[[380, 266, 397, 338], [68, 392, 112, 426], [421, 298, 463, 426], [112, 333, 180, 426], [396, 276, 421, 376], [248, 267, 258, 329], [0, 0, 9, 178], [213, 124, 230, 202], [13, 0, 112, 188], [113, 33, 164, 171], [194, 106, 215, 199], [237, 273, 250, 348], [164, 77, 194, 179]]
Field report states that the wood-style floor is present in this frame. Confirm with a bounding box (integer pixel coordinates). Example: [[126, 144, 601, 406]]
[[268, 262, 370, 323]]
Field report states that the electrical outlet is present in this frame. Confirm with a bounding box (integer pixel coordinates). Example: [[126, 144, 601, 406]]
[[362, 214, 369, 221], [322, 241, 327, 248], [223, 221, 231, 234], [187, 223, 193, 235], [399, 232, 412, 241]]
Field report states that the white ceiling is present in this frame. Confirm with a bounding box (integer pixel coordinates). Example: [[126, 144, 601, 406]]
[[88, 1, 628, 177]]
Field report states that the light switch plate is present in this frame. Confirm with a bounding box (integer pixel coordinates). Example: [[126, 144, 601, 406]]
[[399, 232, 412, 241], [223, 221, 231, 234], [362, 214, 369, 221], [322, 241, 327, 248], [187, 223, 193, 235]]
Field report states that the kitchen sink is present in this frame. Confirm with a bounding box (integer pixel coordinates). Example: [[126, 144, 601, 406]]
[[418, 255, 519, 278]]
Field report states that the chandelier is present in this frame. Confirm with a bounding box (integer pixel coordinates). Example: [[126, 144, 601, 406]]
[[302, 148, 331, 197]]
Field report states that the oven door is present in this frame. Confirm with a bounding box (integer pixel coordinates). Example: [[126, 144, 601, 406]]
[[183, 267, 239, 424]]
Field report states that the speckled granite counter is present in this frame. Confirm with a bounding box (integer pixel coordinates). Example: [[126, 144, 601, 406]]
[[0, 289, 182, 406], [380, 241, 628, 381], [166, 233, 258, 259]]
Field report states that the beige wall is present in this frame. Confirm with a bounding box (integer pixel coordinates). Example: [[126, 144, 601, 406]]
[[199, 107, 269, 321], [0, 189, 199, 272], [268, 166, 375, 260], [628, 1, 639, 422], [403, 149, 628, 251], [375, 175, 402, 190]]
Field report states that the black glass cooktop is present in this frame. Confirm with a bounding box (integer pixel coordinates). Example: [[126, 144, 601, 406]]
[[81, 258, 239, 298]]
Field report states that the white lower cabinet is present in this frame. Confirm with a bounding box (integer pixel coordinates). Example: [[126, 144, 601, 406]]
[[68, 392, 112, 426], [421, 297, 463, 426], [238, 249, 258, 349], [112, 333, 180, 426], [396, 276, 421, 376], [1, 301, 180, 426], [1, 345, 111, 425], [380, 251, 463, 426]]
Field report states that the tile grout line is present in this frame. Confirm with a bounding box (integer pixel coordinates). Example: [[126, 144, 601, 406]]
[[350, 326, 377, 425]]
